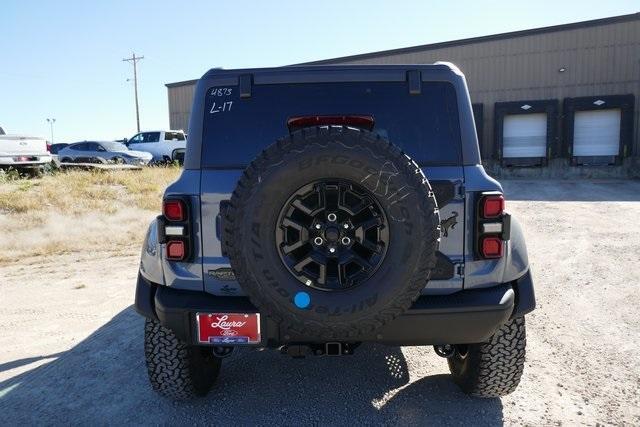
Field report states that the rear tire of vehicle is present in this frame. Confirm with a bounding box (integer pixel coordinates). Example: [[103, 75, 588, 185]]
[[447, 316, 526, 397], [171, 149, 184, 165], [144, 318, 221, 400]]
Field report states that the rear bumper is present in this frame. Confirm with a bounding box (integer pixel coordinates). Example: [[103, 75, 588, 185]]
[[0, 154, 52, 166], [135, 270, 535, 347]]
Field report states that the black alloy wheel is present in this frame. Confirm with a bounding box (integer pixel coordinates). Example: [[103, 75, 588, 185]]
[[276, 179, 389, 291]]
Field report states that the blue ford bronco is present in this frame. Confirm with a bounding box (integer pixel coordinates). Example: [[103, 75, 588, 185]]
[[135, 63, 535, 399]]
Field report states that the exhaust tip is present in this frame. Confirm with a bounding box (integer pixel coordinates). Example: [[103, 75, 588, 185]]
[[212, 346, 234, 358], [433, 344, 455, 358]]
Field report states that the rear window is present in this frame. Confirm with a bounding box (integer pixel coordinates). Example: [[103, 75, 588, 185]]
[[51, 143, 68, 154], [103, 141, 128, 151], [202, 81, 461, 167], [164, 131, 185, 141], [143, 132, 160, 143]]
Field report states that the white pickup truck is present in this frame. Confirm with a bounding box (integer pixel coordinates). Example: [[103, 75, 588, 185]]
[[0, 126, 52, 171], [125, 130, 186, 163]]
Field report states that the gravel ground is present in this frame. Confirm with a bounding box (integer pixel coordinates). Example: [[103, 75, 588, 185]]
[[1, 180, 639, 425]]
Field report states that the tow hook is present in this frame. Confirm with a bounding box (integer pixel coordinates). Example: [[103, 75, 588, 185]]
[[433, 344, 456, 358], [212, 346, 234, 358]]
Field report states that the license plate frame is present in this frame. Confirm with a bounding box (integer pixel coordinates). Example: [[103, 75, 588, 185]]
[[196, 312, 261, 345]]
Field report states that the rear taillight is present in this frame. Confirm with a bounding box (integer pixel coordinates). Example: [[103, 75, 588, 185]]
[[480, 236, 503, 258], [476, 192, 509, 259], [481, 195, 504, 218], [161, 198, 190, 261], [163, 199, 185, 221], [166, 240, 185, 260], [46, 143, 51, 153]]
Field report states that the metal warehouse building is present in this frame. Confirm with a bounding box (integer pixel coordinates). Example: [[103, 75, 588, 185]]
[[166, 13, 640, 176]]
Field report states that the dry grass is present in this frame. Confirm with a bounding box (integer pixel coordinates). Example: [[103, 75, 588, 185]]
[[0, 166, 181, 264]]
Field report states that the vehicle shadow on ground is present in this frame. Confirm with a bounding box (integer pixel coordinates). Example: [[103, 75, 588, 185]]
[[502, 179, 640, 202], [0, 307, 503, 425], [0, 352, 66, 374]]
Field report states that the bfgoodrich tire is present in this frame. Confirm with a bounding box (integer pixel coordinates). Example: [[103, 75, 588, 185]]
[[222, 126, 440, 339], [144, 318, 221, 400], [448, 317, 527, 397]]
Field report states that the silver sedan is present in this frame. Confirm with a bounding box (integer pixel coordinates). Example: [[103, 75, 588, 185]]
[[57, 141, 153, 165]]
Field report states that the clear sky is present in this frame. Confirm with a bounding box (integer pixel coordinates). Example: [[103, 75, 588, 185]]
[[1, 0, 638, 143]]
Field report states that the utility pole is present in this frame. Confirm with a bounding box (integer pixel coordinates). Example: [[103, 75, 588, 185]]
[[123, 52, 144, 132], [46, 118, 56, 143]]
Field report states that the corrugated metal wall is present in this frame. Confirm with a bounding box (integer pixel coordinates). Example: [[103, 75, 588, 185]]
[[167, 82, 196, 132], [167, 17, 640, 157], [320, 20, 640, 158]]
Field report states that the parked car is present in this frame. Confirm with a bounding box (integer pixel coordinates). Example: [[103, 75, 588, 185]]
[[135, 64, 536, 400], [49, 143, 69, 155], [125, 130, 186, 163], [58, 141, 152, 165], [0, 125, 52, 172], [47, 143, 69, 164]]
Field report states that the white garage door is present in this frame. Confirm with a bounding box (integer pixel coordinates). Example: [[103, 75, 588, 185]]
[[573, 109, 621, 156], [503, 113, 547, 158]]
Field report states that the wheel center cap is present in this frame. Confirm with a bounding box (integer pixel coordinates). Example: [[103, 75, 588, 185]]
[[324, 227, 340, 242]]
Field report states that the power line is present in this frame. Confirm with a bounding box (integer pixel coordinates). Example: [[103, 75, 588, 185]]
[[122, 52, 144, 132]]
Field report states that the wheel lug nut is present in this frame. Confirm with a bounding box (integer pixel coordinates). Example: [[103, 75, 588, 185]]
[[327, 213, 337, 222], [329, 247, 336, 253], [315, 224, 322, 230], [313, 237, 324, 245], [341, 237, 351, 245], [343, 223, 349, 229]]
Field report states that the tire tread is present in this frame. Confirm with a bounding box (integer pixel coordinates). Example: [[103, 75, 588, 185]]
[[448, 317, 526, 397], [144, 318, 220, 399]]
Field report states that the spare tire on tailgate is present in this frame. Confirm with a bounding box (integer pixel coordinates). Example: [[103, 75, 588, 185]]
[[222, 126, 440, 339]]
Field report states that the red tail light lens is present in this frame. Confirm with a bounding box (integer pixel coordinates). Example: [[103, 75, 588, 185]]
[[163, 199, 185, 222], [481, 236, 503, 258], [46, 143, 52, 153], [482, 195, 505, 218], [162, 198, 191, 262], [287, 115, 375, 132], [166, 240, 185, 260]]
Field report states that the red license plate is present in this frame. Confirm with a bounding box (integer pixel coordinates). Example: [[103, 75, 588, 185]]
[[196, 313, 261, 344]]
